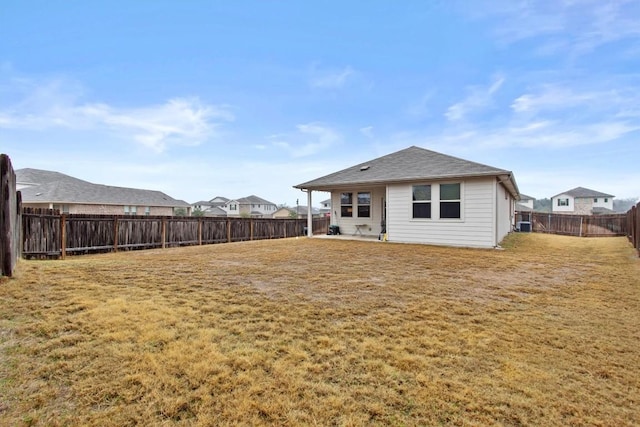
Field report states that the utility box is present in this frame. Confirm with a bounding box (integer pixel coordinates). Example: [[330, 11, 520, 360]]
[[517, 221, 531, 232]]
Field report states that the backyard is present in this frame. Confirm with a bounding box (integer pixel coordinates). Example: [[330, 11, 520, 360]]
[[0, 233, 638, 426]]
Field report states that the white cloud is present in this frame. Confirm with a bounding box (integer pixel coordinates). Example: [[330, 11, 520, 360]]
[[472, 0, 640, 57], [360, 126, 374, 138], [510, 84, 632, 114], [445, 75, 505, 121], [271, 122, 341, 158], [0, 76, 233, 153], [310, 65, 355, 89], [444, 120, 639, 150]]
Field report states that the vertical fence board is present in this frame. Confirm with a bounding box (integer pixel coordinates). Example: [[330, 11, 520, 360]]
[[1, 154, 20, 276]]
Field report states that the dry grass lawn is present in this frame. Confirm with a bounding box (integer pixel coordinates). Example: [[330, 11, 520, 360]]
[[1, 233, 639, 426]]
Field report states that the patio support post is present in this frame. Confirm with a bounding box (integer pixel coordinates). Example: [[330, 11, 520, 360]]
[[306, 189, 313, 237]]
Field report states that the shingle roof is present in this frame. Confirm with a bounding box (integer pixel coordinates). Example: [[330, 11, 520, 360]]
[[519, 194, 535, 200], [17, 168, 190, 207], [240, 195, 276, 205], [553, 187, 614, 199], [295, 146, 519, 197]]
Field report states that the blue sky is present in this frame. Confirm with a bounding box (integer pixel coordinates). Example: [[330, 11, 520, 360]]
[[1, 1, 639, 206]]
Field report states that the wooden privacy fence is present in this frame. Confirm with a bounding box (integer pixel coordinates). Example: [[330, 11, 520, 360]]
[[627, 202, 640, 256], [524, 212, 628, 237], [1, 154, 21, 277], [22, 209, 330, 259]]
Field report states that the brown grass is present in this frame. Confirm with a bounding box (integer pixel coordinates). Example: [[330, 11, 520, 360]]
[[1, 233, 639, 426]]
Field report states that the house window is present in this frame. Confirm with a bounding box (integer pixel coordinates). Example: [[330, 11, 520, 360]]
[[604, 198, 608, 203], [412, 185, 431, 218], [145, 207, 151, 216], [124, 206, 137, 215], [341, 192, 353, 217], [558, 198, 569, 206], [440, 183, 461, 219], [357, 192, 371, 217], [230, 203, 237, 211], [594, 198, 598, 203]]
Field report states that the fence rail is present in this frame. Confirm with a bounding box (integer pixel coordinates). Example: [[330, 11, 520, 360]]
[[22, 210, 330, 259]]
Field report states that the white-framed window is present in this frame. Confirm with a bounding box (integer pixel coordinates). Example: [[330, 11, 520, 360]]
[[230, 203, 237, 210], [124, 206, 137, 215], [604, 198, 608, 203], [440, 183, 461, 219], [594, 198, 598, 203], [558, 198, 569, 206], [341, 192, 353, 217], [412, 185, 431, 219], [357, 192, 371, 217], [145, 207, 151, 216]]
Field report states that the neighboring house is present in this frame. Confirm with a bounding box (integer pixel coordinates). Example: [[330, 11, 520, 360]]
[[273, 206, 321, 219], [192, 195, 277, 218], [224, 195, 277, 218], [192, 196, 229, 217], [516, 194, 535, 212], [551, 187, 615, 215], [319, 199, 331, 217], [294, 146, 520, 248], [17, 168, 191, 216]]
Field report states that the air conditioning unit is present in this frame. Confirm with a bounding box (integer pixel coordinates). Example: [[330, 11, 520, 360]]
[[517, 221, 531, 232]]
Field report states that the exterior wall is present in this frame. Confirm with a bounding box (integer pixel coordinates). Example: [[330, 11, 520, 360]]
[[591, 196, 613, 211], [331, 187, 386, 236], [552, 194, 575, 213], [519, 199, 534, 210], [496, 182, 515, 245], [247, 203, 277, 217], [386, 178, 498, 248], [573, 198, 593, 215], [272, 208, 292, 219]]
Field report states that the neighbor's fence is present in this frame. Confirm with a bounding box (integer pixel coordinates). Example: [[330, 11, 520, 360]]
[[22, 209, 330, 259], [516, 211, 628, 237], [627, 202, 640, 256], [0, 154, 21, 277]]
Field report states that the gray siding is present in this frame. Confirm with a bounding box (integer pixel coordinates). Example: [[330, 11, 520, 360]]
[[386, 178, 497, 248]]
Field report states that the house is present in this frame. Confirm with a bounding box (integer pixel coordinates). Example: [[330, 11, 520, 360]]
[[551, 187, 615, 215], [319, 199, 332, 217], [273, 206, 321, 219], [192, 196, 229, 217], [516, 194, 535, 212], [17, 168, 191, 216], [193, 195, 278, 218], [294, 146, 520, 248], [223, 195, 277, 218]]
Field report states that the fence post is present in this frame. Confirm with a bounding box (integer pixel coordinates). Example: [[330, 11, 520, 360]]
[[198, 217, 202, 245], [161, 217, 167, 249], [250, 219, 254, 241], [579, 216, 583, 237], [113, 216, 119, 252], [60, 214, 67, 260], [0, 155, 11, 275], [227, 218, 231, 243]]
